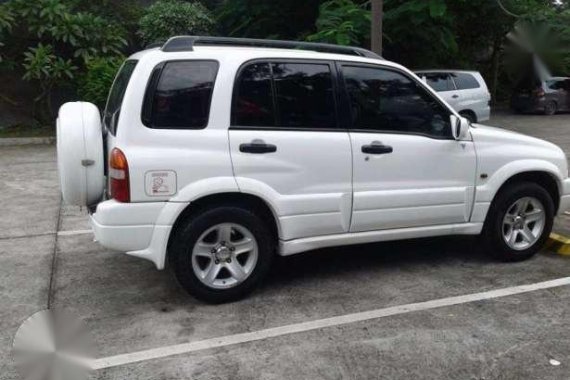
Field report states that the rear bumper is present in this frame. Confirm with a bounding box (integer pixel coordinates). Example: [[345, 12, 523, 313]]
[[90, 200, 187, 269]]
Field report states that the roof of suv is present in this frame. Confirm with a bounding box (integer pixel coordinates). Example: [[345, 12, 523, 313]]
[[414, 69, 481, 75], [128, 35, 400, 70]]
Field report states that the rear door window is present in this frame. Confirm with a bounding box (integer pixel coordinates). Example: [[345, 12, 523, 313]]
[[144, 60, 219, 129], [423, 73, 455, 92], [104, 60, 137, 135], [452, 73, 480, 90], [232, 61, 337, 129]]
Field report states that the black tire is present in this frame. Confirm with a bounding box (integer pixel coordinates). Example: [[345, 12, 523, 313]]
[[170, 206, 274, 303], [481, 182, 554, 262], [544, 101, 557, 116], [459, 111, 477, 123]]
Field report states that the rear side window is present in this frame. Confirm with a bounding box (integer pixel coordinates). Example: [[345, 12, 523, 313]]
[[233, 61, 336, 129], [452, 73, 480, 90], [144, 60, 219, 129], [423, 73, 455, 92], [104, 60, 137, 135]]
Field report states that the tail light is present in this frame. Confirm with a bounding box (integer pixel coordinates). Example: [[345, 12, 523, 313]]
[[109, 148, 130, 202], [533, 87, 545, 98]]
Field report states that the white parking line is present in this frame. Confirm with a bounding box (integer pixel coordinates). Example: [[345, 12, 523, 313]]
[[90, 276, 570, 371], [57, 229, 92, 236]]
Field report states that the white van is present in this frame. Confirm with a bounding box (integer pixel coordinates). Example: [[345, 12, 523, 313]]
[[416, 70, 491, 123]]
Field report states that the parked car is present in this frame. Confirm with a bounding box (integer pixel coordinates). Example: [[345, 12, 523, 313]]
[[511, 76, 570, 115], [57, 37, 570, 303], [415, 70, 491, 123]]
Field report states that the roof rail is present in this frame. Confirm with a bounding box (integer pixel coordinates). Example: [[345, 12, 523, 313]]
[[157, 36, 382, 59]]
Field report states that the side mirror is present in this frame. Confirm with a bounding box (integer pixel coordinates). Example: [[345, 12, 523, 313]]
[[450, 115, 470, 140]]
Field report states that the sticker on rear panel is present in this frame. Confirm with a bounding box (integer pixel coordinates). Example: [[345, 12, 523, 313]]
[[145, 171, 177, 196]]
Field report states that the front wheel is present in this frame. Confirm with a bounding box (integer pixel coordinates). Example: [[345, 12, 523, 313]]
[[481, 182, 554, 262], [170, 206, 274, 303]]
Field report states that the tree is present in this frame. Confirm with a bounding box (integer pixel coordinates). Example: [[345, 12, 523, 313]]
[[371, 0, 383, 55]]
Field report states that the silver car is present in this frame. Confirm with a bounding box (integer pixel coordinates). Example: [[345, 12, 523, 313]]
[[416, 70, 491, 123]]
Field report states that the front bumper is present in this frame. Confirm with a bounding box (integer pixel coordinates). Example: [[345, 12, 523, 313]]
[[559, 179, 570, 215], [90, 200, 187, 269]]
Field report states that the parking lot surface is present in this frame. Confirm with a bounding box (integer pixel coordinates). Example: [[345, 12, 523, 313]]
[[2, 111, 570, 379]]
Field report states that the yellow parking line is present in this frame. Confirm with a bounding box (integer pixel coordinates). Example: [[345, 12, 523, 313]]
[[546, 233, 570, 256]]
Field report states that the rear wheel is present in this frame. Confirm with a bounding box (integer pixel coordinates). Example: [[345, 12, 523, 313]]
[[170, 206, 274, 303], [481, 182, 554, 262], [544, 101, 557, 116]]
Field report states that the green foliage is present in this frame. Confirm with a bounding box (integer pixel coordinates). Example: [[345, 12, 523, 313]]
[[138, 0, 214, 44], [0, 4, 14, 62], [1, 0, 128, 122], [216, 0, 322, 40], [78, 56, 124, 108], [307, 0, 370, 46]]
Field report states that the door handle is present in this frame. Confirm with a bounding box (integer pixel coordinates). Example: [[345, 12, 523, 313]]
[[239, 140, 277, 154], [452, 94, 459, 99], [361, 142, 393, 155]]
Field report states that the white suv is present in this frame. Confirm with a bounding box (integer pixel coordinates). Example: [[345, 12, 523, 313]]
[[415, 70, 491, 123], [57, 36, 570, 303]]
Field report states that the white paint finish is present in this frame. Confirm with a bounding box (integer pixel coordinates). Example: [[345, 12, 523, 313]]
[[89, 276, 570, 370], [471, 125, 568, 203], [350, 133, 476, 232], [92, 200, 165, 226], [126, 225, 172, 270], [56, 102, 105, 206], [280, 223, 483, 256], [90, 216, 153, 252], [230, 130, 352, 240]]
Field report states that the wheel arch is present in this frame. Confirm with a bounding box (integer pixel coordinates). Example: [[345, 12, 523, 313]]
[[166, 192, 281, 264], [491, 171, 560, 213], [459, 109, 477, 123]]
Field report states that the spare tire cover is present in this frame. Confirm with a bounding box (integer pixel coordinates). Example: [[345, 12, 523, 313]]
[[57, 102, 105, 206]]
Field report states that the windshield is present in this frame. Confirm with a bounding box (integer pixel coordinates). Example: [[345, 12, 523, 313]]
[[103, 60, 138, 135]]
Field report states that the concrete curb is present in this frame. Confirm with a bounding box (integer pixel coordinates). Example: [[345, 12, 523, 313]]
[[546, 233, 570, 256], [0, 137, 55, 146]]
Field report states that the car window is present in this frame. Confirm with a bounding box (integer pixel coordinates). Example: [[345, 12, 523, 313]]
[[342, 65, 452, 138], [233, 62, 275, 127], [423, 73, 455, 92], [272, 63, 336, 128], [233, 61, 336, 129], [547, 80, 567, 91], [145, 60, 218, 129], [452, 73, 480, 90], [104, 60, 137, 135]]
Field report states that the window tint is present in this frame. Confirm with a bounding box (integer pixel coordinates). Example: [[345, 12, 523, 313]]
[[272, 63, 336, 128], [104, 60, 137, 135], [342, 66, 451, 138], [146, 60, 218, 129], [452, 73, 480, 90], [423, 73, 455, 92], [233, 62, 274, 126]]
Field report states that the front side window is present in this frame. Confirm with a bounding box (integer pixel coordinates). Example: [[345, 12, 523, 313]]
[[423, 73, 455, 92], [342, 65, 451, 138], [233, 61, 336, 129], [145, 60, 218, 129], [452, 73, 480, 90], [104, 60, 137, 135]]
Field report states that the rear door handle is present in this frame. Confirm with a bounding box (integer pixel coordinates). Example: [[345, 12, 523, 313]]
[[452, 94, 459, 99], [239, 140, 277, 154], [361, 143, 393, 155]]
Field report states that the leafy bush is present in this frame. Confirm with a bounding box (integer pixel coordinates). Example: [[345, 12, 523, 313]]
[[1, 0, 128, 122], [307, 0, 370, 46], [138, 0, 214, 45], [78, 56, 124, 108]]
